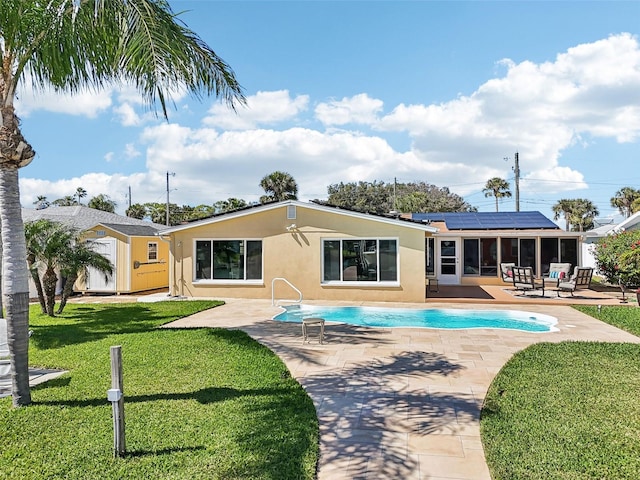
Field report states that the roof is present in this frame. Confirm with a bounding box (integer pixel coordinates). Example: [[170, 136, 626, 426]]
[[98, 223, 163, 237], [411, 211, 560, 230], [22, 206, 167, 233], [161, 200, 439, 234]]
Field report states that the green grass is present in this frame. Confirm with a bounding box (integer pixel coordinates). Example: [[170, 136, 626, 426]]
[[0, 302, 318, 480], [482, 307, 640, 480], [574, 304, 640, 336]]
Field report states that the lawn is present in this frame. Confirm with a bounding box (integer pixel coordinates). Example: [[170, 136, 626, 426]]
[[0, 301, 318, 480], [481, 306, 640, 479]]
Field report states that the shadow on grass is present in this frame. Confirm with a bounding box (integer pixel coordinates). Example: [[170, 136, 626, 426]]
[[125, 445, 206, 458], [30, 305, 197, 350], [35, 385, 294, 408]]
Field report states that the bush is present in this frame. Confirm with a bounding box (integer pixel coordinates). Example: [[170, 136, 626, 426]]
[[592, 230, 640, 290]]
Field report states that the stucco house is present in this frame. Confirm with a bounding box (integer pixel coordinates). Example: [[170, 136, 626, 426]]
[[160, 200, 438, 303], [410, 211, 583, 286], [160, 201, 586, 303], [22, 206, 169, 296]]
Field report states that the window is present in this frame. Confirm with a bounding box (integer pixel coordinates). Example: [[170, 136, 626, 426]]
[[425, 237, 435, 276], [463, 238, 497, 276], [520, 238, 536, 273], [148, 242, 158, 261], [195, 240, 262, 281], [322, 238, 398, 283]]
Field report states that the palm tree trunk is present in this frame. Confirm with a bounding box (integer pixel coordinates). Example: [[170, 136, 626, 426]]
[[0, 166, 32, 406], [42, 268, 58, 317], [495, 196, 499, 212], [27, 258, 47, 314], [56, 273, 78, 314]]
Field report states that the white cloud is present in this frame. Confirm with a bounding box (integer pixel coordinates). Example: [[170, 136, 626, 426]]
[[16, 85, 113, 118], [113, 103, 142, 127], [124, 143, 141, 159], [203, 90, 309, 130], [19, 34, 640, 217], [315, 93, 384, 126]]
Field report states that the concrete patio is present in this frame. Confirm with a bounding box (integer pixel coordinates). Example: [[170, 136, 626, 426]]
[[164, 298, 640, 480]]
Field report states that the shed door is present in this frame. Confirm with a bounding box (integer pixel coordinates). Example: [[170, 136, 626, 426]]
[[86, 239, 116, 291]]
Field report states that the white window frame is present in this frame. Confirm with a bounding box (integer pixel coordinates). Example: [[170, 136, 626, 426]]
[[321, 237, 400, 287], [147, 242, 158, 262], [193, 238, 263, 285]]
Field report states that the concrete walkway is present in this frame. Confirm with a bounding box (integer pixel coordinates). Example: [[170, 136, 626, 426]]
[[164, 298, 640, 480]]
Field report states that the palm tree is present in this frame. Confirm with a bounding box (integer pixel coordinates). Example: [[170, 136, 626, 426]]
[[611, 187, 640, 218], [552, 199, 575, 231], [88, 194, 116, 213], [126, 203, 147, 220], [74, 187, 87, 205], [569, 198, 599, 232], [25, 220, 52, 314], [482, 177, 512, 212], [52, 196, 76, 206], [56, 242, 113, 315], [214, 197, 247, 213], [259, 171, 298, 203], [25, 220, 77, 316], [33, 195, 49, 210], [0, 0, 243, 406]]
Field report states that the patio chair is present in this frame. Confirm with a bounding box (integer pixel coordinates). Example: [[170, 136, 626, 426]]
[[556, 267, 593, 297], [512, 266, 546, 296], [543, 262, 572, 287], [500, 263, 516, 283]]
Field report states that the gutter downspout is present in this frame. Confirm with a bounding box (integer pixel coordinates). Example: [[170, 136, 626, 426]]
[[158, 234, 175, 297]]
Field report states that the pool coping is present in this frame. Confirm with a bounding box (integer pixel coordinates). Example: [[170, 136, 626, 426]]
[[165, 299, 640, 480]]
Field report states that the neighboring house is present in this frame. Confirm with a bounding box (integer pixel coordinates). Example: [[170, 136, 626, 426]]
[[160, 200, 438, 303], [22, 206, 169, 296], [410, 211, 583, 286], [582, 212, 640, 272]]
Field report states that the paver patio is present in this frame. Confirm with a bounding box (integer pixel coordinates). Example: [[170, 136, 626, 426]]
[[165, 298, 640, 480]]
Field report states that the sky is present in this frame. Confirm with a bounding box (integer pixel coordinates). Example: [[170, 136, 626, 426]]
[[16, 0, 640, 227]]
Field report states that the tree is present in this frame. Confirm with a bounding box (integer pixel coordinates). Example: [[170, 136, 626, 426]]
[[326, 180, 476, 215], [144, 202, 183, 226], [24, 220, 51, 314], [88, 194, 116, 213], [259, 171, 298, 203], [74, 187, 87, 205], [51, 196, 76, 207], [482, 177, 511, 212], [611, 187, 640, 219], [33, 195, 49, 210], [214, 197, 247, 213], [126, 203, 147, 220], [568, 199, 599, 232], [0, 0, 243, 407], [552, 199, 575, 231], [592, 230, 640, 297], [552, 198, 599, 232], [56, 242, 113, 314], [24, 220, 76, 316]]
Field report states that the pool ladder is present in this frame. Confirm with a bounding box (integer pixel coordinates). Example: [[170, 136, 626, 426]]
[[272, 277, 303, 306]]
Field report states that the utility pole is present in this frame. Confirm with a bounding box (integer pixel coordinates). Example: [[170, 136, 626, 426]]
[[127, 186, 132, 209], [513, 152, 520, 212], [166, 172, 175, 226]]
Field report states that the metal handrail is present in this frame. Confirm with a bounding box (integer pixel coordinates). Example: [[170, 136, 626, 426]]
[[271, 277, 303, 306]]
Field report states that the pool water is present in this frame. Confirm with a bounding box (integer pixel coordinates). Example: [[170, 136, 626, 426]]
[[273, 305, 558, 332]]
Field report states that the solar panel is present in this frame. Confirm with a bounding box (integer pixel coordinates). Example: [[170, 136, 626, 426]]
[[412, 212, 558, 230]]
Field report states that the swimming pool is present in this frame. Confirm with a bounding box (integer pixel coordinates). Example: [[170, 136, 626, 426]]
[[273, 305, 558, 332]]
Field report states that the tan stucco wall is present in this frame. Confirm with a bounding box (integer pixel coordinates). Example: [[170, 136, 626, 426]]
[[169, 205, 428, 303]]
